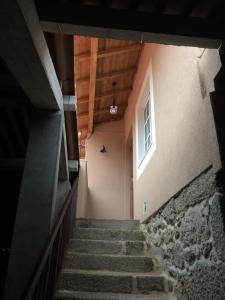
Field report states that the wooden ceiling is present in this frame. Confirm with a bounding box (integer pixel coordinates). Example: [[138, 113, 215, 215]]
[[74, 37, 142, 158]]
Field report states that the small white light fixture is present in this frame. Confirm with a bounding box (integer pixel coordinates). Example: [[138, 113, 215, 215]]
[[109, 104, 118, 115], [109, 81, 118, 115]]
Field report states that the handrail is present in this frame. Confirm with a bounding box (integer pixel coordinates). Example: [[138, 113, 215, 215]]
[[24, 177, 79, 300]]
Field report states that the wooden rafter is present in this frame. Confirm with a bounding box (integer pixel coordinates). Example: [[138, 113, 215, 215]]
[[78, 87, 132, 104], [78, 113, 89, 119], [76, 44, 143, 62], [94, 114, 124, 125], [74, 36, 142, 158], [77, 124, 88, 130], [88, 37, 98, 137], [98, 43, 143, 58], [77, 66, 137, 85]]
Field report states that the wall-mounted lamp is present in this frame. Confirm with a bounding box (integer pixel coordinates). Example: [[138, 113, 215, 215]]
[[100, 145, 107, 153]]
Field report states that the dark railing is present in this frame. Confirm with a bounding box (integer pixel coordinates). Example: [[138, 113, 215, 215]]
[[24, 178, 79, 300]]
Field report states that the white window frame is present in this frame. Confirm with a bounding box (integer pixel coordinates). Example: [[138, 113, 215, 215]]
[[136, 62, 156, 179]]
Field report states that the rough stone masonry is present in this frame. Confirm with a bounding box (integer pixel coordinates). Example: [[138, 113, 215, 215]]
[[142, 168, 225, 300]]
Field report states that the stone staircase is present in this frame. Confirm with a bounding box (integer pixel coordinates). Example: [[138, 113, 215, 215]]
[[55, 219, 175, 300]]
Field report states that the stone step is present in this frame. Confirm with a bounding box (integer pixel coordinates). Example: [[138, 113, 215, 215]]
[[73, 228, 144, 241], [63, 253, 155, 273], [55, 290, 176, 300], [59, 270, 168, 294], [75, 219, 140, 230], [68, 239, 146, 256]]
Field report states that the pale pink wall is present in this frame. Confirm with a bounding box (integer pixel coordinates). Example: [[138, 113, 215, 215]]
[[125, 44, 221, 221], [86, 120, 126, 219]]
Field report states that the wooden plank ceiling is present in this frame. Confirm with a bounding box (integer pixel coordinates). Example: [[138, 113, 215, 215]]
[[74, 37, 142, 158]]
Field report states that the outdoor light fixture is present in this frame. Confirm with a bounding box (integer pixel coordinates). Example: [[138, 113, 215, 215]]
[[100, 145, 107, 153], [109, 81, 118, 115], [109, 104, 118, 115]]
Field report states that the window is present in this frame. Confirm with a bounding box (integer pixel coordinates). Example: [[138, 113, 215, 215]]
[[136, 63, 156, 178], [144, 100, 152, 154]]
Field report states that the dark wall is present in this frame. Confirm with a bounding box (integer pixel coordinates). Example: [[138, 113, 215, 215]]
[[0, 167, 24, 299], [0, 58, 31, 299]]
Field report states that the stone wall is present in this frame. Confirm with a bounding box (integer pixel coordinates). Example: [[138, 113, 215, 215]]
[[142, 168, 225, 300]]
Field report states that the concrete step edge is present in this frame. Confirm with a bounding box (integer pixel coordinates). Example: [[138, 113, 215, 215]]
[[59, 269, 169, 294], [61, 268, 165, 277], [74, 228, 143, 233], [75, 218, 140, 223], [73, 228, 145, 241], [63, 252, 156, 273], [70, 238, 146, 244], [68, 239, 147, 256], [55, 290, 176, 300], [66, 252, 152, 259]]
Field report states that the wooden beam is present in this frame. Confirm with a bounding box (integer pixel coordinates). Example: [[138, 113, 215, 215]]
[[100, 67, 136, 80], [77, 124, 88, 130], [38, 3, 221, 48], [76, 76, 89, 85], [78, 112, 89, 119], [78, 112, 89, 118], [88, 38, 98, 137], [78, 87, 132, 104], [77, 67, 136, 85], [76, 44, 142, 62], [94, 114, 124, 125], [97, 43, 142, 58]]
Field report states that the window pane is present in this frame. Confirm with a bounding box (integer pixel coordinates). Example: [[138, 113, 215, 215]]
[[145, 126, 147, 139], [146, 100, 149, 115], [147, 120, 150, 134]]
